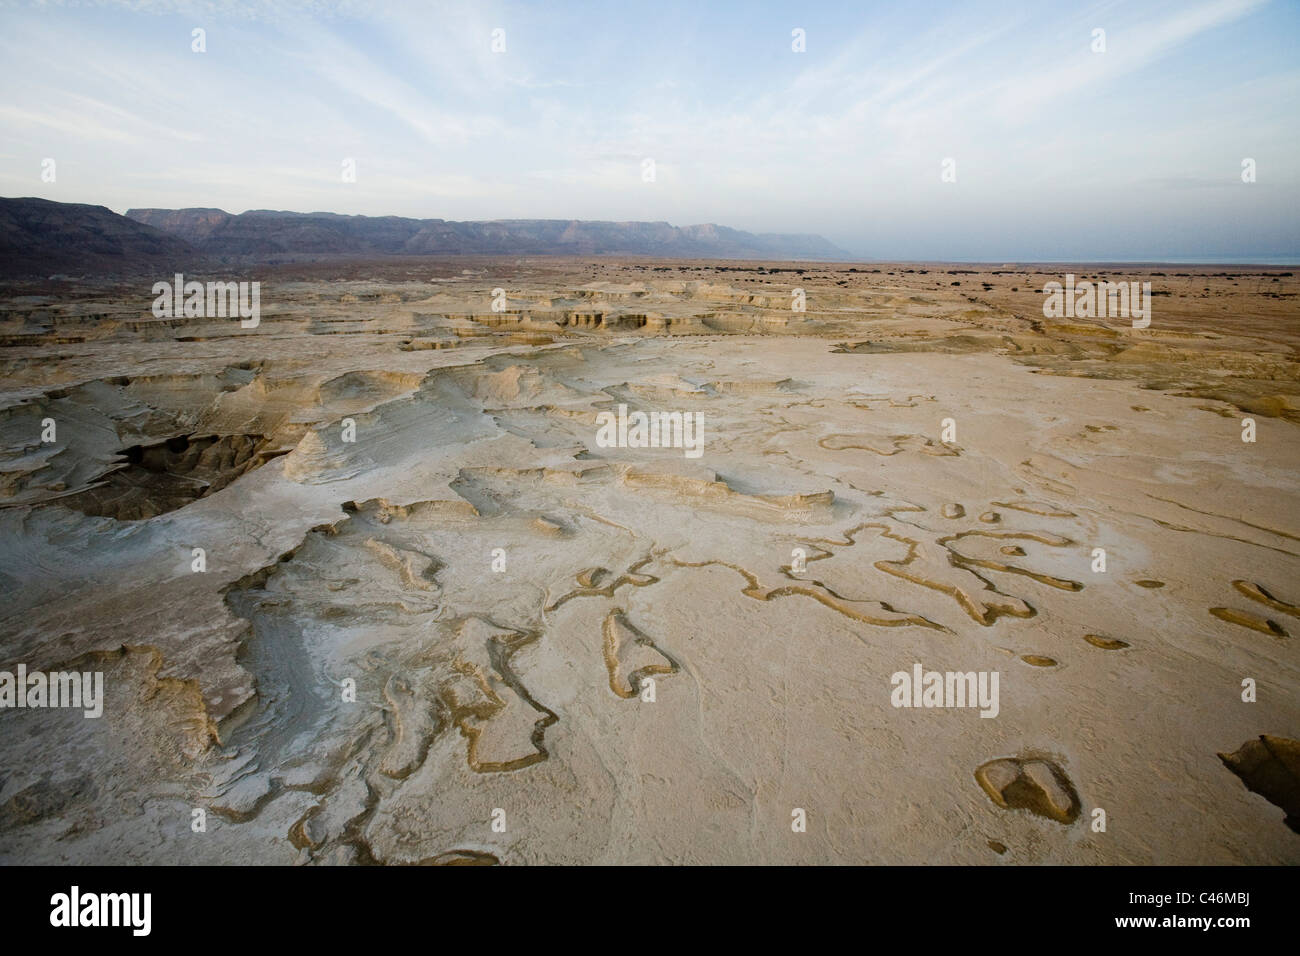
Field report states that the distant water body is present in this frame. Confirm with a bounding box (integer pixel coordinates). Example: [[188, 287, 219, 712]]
[[924, 258, 1300, 266], [1040, 258, 1298, 266]]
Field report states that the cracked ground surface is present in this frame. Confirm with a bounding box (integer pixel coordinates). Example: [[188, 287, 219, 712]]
[[0, 258, 1297, 863]]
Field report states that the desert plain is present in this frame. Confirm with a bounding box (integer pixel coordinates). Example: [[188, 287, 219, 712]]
[[0, 258, 1297, 864]]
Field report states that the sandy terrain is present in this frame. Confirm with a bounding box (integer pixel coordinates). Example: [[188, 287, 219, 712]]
[[0, 258, 1296, 864]]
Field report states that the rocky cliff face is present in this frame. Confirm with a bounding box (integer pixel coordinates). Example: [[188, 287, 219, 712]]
[[0, 197, 195, 277], [126, 207, 849, 260], [0, 198, 848, 277], [125, 207, 232, 242]]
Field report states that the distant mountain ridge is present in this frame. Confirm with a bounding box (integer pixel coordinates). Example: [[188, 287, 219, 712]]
[[125, 207, 849, 261], [0, 197, 848, 277], [0, 197, 196, 277]]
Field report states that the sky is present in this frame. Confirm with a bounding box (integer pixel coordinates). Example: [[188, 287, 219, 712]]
[[0, 0, 1297, 260]]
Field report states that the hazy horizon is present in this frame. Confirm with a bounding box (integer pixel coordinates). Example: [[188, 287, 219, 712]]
[[2, 0, 1298, 260]]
